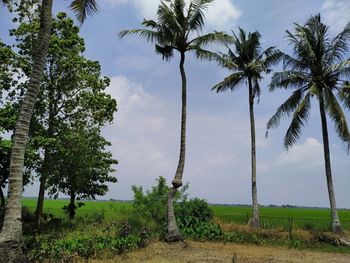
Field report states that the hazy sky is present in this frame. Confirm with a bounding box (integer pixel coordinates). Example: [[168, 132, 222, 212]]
[[1, 0, 350, 208]]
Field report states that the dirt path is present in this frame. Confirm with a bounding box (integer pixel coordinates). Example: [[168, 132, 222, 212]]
[[88, 241, 350, 263]]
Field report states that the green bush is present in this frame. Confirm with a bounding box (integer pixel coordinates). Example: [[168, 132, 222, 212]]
[[175, 198, 213, 228], [131, 176, 188, 232], [26, 222, 152, 262]]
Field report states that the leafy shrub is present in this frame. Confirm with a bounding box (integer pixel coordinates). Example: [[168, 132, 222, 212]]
[[175, 198, 213, 229], [131, 176, 188, 232], [26, 222, 152, 262]]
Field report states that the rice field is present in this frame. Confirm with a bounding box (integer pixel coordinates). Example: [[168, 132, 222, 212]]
[[22, 198, 350, 230]]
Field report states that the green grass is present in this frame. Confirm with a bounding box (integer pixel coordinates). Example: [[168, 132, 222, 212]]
[[22, 198, 350, 230]]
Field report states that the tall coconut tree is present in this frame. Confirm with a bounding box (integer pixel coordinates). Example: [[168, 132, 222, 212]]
[[0, 0, 99, 261], [198, 28, 281, 228], [266, 14, 350, 233], [120, 0, 231, 241]]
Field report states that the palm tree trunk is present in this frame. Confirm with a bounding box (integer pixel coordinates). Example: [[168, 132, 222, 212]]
[[166, 51, 187, 242], [0, 0, 52, 260], [319, 97, 342, 233], [248, 78, 259, 228]]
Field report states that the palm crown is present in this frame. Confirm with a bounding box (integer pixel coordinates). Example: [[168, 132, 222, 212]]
[[267, 14, 350, 149], [199, 28, 282, 98], [119, 0, 230, 58]]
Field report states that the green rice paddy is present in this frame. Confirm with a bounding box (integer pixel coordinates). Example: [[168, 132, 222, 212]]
[[22, 198, 350, 230]]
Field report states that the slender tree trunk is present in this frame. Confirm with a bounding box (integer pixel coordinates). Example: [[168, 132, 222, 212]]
[[166, 52, 187, 242], [248, 78, 259, 228], [0, 1, 52, 261], [319, 97, 342, 233], [0, 188, 5, 211], [34, 165, 47, 228], [35, 113, 54, 228], [68, 191, 75, 220]]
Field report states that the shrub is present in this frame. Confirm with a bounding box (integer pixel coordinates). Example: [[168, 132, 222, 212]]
[[131, 176, 188, 232]]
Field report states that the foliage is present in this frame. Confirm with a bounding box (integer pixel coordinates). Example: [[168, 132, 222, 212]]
[[266, 14, 350, 149], [25, 221, 151, 262]]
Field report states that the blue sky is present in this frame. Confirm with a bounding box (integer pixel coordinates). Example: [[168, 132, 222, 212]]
[[1, 0, 350, 208]]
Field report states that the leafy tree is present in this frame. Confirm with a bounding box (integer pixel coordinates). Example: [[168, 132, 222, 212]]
[[47, 126, 117, 219], [0, 0, 99, 260], [120, 0, 230, 242], [266, 14, 350, 233], [9, 9, 117, 227], [198, 28, 281, 228]]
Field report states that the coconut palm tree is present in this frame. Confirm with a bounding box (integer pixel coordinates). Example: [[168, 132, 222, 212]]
[[266, 14, 350, 233], [0, 0, 98, 261], [120, 0, 231, 241], [198, 28, 281, 228]]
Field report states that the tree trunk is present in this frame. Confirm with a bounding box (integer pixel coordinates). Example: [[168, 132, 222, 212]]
[[0, 0, 52, 260], [0, 188, 5, 211], [34, 171, 47, 228], [35, 113, 54, 228], [68, 191, 76, 220], [166, 51, 187, 242], [248, 78, 260, 228], [319, 97, 342, 233]]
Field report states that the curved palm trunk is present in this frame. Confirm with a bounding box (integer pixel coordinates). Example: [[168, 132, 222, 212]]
[[166, 52, 187, 242], [248, 78, 259, 228], [0, 0, 53, 260], [319, 97, 342, 233]]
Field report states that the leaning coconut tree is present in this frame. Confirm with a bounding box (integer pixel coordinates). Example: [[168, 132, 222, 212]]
[[0, 0, 99, 262], [198, 28, 282, 228], [266, 14, 350, 233], [120, 0, 230, 241]]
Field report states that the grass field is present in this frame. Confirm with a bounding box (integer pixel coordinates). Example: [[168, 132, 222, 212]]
[[23, 198, 350, 231]]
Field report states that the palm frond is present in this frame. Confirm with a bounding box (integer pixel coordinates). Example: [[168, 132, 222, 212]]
[[187, 0, 214, 32], [212, 72, 245, 93], [338, 81, 350, 110], [261, 48, 283, 69], [270, 71, 308, 91], [266, 89, 304, 133], [283, 94, 311, 150], [69, 0, 98, 23], [324, 88, 350, 149], [119, 29, 161, 43], [190, 31, 233, 47], [157, 1, 183, 35], [155, 44, 174, 61], [195, 48, 236, 69], [282, 53, 308, 71], [326, 22, 350, 62]]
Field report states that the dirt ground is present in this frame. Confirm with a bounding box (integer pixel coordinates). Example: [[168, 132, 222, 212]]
[[87, 241, 350, 263]]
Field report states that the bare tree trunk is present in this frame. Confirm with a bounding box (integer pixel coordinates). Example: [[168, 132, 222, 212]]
[[68, 191, 76, 220], [0, 188, 4, 210], [248, 78, 260, 228], [0, 0, 53, 261], [319, 97, 342, 233], [166, 52, 187, 242], [34, 169, 47, 228]]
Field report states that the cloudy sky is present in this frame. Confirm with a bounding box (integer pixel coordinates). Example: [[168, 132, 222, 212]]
[[1, 0, 350, 208]]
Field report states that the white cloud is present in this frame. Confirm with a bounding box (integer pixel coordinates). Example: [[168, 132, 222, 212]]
[[105, 0, 241, 30], [321, 0, 350, 31], [261, 138, 324, 172], [204, 0, 242, 30]]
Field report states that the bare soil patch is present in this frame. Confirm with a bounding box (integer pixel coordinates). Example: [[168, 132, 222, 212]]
[[87, 240, 350, 263]]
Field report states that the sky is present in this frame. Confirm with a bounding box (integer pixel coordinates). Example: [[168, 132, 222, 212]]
[[1, 0, 350, 208]]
